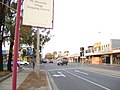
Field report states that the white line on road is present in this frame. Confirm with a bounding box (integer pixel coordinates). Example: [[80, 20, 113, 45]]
[[65, 70, 110, 90], [75, 70, 88, 75], [80, 68, 120, 79], [47, 67, 77, 72], [53, 72, 66, 77], [48, 69, 64, 71]]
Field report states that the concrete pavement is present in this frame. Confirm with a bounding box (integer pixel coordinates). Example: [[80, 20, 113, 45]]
[[0, 68, 32, 90]]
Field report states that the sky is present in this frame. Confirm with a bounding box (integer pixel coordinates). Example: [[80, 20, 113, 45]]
[[43, 0, 120, 55]]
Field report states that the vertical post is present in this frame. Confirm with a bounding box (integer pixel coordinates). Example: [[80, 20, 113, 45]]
[[12, 0, 21, 90], [81, 53, 83, 68], [110, 54, 113, 65], [110, 39, 113, 65], [35, 28, 40, 78]]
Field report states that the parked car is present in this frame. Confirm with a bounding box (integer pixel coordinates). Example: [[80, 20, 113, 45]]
[[57, 60, 68, 66], [17, 60, 29, 66]]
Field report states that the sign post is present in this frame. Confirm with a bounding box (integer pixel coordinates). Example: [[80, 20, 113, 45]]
[[12, 0, 21, 90]]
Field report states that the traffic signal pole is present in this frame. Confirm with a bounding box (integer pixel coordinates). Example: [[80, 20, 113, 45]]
[[82, 53, 83, 68], [80, 47, 84, 68]]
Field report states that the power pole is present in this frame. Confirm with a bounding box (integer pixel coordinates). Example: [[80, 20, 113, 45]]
[[35, 28, 40, 78]]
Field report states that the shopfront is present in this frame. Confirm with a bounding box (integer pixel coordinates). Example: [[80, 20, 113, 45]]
[[113, 53, 120, 65]]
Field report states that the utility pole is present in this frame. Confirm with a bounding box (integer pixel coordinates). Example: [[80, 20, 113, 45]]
[[80, 47, 84, 68], [35, 28, 40, 78]]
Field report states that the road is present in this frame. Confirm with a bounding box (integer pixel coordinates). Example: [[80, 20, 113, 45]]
[[40, 61, 120, 90]]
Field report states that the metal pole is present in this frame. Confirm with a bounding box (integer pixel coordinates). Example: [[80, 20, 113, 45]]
[[35, 28, 40, 78], [12, 0, 21, 90], [82, 52, 83, 68]]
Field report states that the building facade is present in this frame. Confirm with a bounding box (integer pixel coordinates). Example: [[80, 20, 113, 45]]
[[85, 39, 120, 65]]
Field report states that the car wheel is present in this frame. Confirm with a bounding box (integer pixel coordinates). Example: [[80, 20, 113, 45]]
[[24, 63, 28, 66]]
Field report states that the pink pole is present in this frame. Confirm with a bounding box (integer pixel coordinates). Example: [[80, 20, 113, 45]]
[[12, 0, 21, 90]]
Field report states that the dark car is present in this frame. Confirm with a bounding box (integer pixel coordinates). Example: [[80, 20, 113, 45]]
[[57, 60, 68, 66], [49, 60, 53, 63], [41, 59, 49, 63]]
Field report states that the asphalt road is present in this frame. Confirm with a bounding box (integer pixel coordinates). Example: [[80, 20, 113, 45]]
[[40, 61, 120, 90]]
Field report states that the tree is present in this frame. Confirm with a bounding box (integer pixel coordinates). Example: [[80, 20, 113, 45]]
[[52, 51, 57, 59], [6, 1, 17, 71], [45, 53, 52, 59], [0, 0, 8, 71], [19, 25, 32, 46], [32, 28, 51, 51], [19, 27, 52, 60]]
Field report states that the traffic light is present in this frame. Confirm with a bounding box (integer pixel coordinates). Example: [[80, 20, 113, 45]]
[[80, 47, 84, 56], [80, 47, 84, 52]]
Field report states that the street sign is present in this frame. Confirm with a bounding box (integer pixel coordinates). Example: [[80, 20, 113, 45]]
[[23, 0, 54, 28]]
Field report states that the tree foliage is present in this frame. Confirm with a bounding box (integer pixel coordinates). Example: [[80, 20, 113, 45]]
[[0, 0, 17, 71], [6, 1, 17, 71], [45, 53, 53, 59], [20, 25, 33, 46], [0, 0, 9, 71]]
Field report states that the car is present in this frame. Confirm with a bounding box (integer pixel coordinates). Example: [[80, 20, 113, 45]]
[[49, 60, 53, 63], [17, 60, 29, 66], [57, 60, 68, 66], [41, 59, 49, 63]]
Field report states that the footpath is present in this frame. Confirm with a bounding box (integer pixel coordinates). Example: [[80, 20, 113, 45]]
[[0, 68, 32, 90]]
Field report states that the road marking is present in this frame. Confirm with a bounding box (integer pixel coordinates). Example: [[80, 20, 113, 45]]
[[48, 69, 64, 71], [48, 67, 79, 72], [75, 70, 88, 75], [65, 70, 110, 90], [80, 68, 120, 79], [53, 72, 66, 77]]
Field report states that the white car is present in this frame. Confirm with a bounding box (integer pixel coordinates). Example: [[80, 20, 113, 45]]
[[17, 60, 29, 66]]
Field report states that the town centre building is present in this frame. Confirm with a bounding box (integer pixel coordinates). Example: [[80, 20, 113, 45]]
[[84, 39, 120, 65]]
